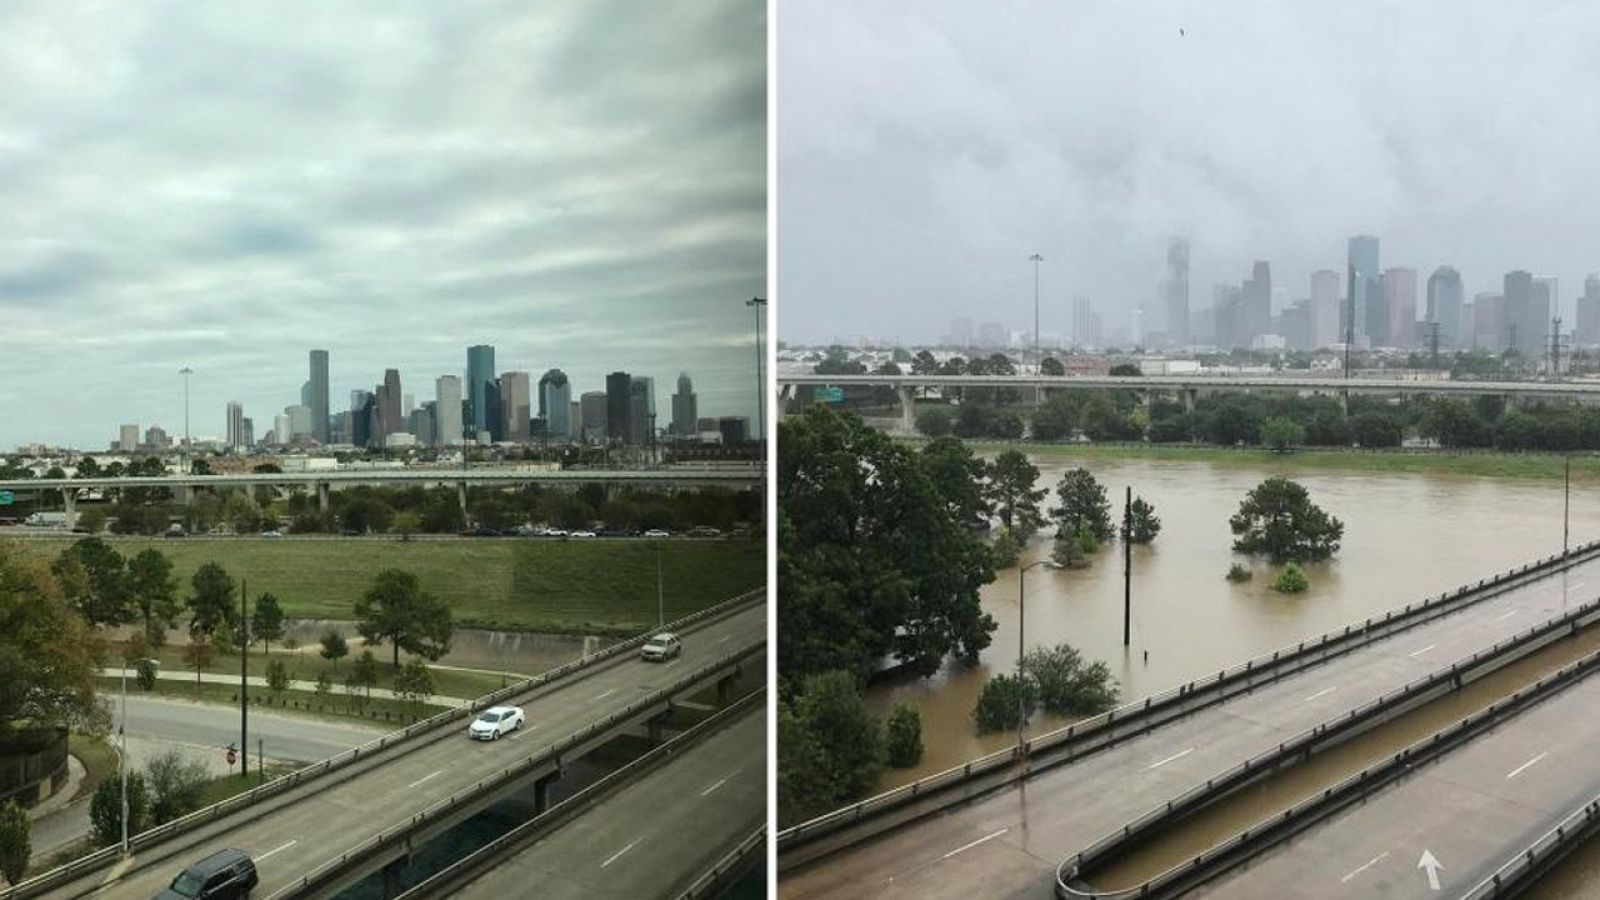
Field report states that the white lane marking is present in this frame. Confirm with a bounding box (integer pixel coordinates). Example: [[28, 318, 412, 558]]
[[601, 838, 641, 868], [594, 688, 617, 701], [256, 840, 297, 862], [1340, 850, 1390, 884], [1148, 747, 1194, 770], [1407, 644, 1437, 658], [406, 770, 443, 789], [701, 776, 731, 796], [508, 724, 539, 739], [664, 660, 680, 668], [716, 635, 732, 643], [1569, 581, 1587, 591], [1304, 687, 1338, 703], [941, 828, 1009, 860], [1492, 610, 1519, 622], [1506, 751, 1549, 780]]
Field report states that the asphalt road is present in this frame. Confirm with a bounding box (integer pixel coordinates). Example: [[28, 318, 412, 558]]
[[780, 560, 1600, 899], [1190, 662, 1600, 899], [40, 601, 765, 899], [449, 703, 766, 899]]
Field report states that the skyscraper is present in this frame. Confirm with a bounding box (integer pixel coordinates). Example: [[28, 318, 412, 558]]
[[226, 401, 245, 449], [1310, 270, 1341, 349], [1425, 266, 1463, 350], [1504, 271, 1537, 353], [467, 345, 496, 438], [1578, 275, 1600, 347], [119, 424, 138, 452], [1382, 267, 1417, 349], [381, 369, 402, 436], [500, 371, 531, 442], [1164, 238, 1190, 345], [1347, 235, 1380, 344], [581, 391, 608, 445], [285, 404, 312, 439], [1242, 261, 1271, 346], [273, 414, 291, 446], [1474, 293, 1504, 350], [309, 349, 329, 443], [630, 378, 653, 447], [351, 390, 375, 447], [539, 369, 571, 441], [672, 373, 698, 437], [435, 375, 463, 447], [606, 372, 632, 445]]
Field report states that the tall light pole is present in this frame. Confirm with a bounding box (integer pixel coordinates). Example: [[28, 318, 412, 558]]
[[1565, 454, 1571, 555], [656, 540, 664, 628], [1018, 558, 1055, 759], [119, 657, 129, 855], [180, 367, 194, 467], [1029, 254, 1043, 367], [747, 297, 767, 443]]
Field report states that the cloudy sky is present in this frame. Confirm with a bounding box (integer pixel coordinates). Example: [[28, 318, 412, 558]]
[[0, 0, 765, 449], [778, 0, 1600, 345]]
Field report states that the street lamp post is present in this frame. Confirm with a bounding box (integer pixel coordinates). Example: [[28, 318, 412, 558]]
[[1565, 454, 1571, 555], [119, 658, 128, 856], [1018, 558, 1055, 759], [656, 539, 664, 628], [1029, 254, 1043, 403], [747, 297, 767, 442], [180, 366, 193, 467]]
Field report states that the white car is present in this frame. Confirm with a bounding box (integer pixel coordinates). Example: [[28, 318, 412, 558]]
[[569, 530, 596, 538], [641, 633, 682, 662], [643, 529, 670, 539], [467, 705, 525, 740]]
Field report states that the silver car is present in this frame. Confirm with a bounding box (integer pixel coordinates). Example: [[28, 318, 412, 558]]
[[641, 633, 681, 662]]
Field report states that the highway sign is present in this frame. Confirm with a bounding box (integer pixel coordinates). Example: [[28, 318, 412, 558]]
[[816, 386, 844, 403], [0, 490, 12, 505]]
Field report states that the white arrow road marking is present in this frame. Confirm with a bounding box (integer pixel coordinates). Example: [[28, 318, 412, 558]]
[[601, 838, 641, 868], [1304, 687, 1338, 703], [255, 840, 297, 862], [1339, 850, 1389, 884], [406, 770, 443, 789], [1506, 751, 1549, 779], [941, 828, 1008, 860], [1418, 849, 1444, 891], [1408, 644, 1437, 658], [1148, 747, 1194, 770]]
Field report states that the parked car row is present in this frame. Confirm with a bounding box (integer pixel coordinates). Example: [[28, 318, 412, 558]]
[[456, 524, 737, 539]]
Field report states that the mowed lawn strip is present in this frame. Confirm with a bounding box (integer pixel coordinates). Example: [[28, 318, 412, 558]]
[[5, 537, 764, 634]]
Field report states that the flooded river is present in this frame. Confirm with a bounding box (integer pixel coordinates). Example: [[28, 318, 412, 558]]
[[863, 455, 1600, 790]]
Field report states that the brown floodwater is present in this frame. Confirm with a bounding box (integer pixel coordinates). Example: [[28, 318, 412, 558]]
[[863, 455, 1600, 790]]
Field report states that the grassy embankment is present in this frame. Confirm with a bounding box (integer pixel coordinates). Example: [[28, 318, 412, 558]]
[[4, 538, 765, 635], [93, 677, 451, 727], [122, 643, 508, 699]]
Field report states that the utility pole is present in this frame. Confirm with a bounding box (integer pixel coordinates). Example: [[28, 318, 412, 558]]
[[656, 540, 664, 628], [1030, 254, 1044, 404], [180, 367, 193, 470], [1551, 317, 1566, 379], [1123, 486, 1133, 647], [119, 654, 129, 856], [746, 297, 768, 443], [240, 578, 249, 782], [1565, 454, 1571, 555]]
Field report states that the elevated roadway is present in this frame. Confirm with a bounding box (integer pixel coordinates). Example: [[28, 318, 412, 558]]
[[14, 598, 764, 900], [779, 555, 1600, 899]]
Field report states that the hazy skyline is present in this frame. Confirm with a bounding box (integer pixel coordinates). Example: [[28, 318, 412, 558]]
[[778, 0, 1600, 345], [0, 1, 765, 449]]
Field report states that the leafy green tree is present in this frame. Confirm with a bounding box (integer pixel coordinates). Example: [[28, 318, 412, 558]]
[[885, 704, 923, 767], [973, 673, 1037, 733], [920, 437, 990, 526], [319, 630, 349, 669], [777, 701, 831, 826], [250, 593, 285, 651], [1040, 357, 1065, 376], [1051, 468, 1114, 542], [350, 650, 380, 699], [182, 639, 215, 684], [393, 511, 421, 541], [1260, 417, 1306, 453], [1124, 496, 1160, 544], [135, 659, 158, 691], [315, 671, 332, 700], [265, 659, 290, 697], [1230, 477, 1345, 563], [0, 548, 105, 733], [50, 538, 132, 627], [354, 569, 453, 670], [1080, 395, 1138, 441], [1109, 363, 1142, 376], [394, 659, 436, 711], [144, 750, 209, 824], [1030, 393, 1081, 441], [1023, 644, 1118, 715], [789, 672, 883, 809], [915, 406, 955, 438], [1051, 530, 1088, 569], [1201, 401, 1262, 446], [126, 549, 180, 647], [1493, 409, 1541, 451], [191, 457, 212, 476], [77, 507, 108, 534], [1419, 399, 1491, 448], [185, 562, 236, 638], [1271, 562, 1311, 594], [1226, 563, 1252, 582], [986, 450, 1047, 535], [90, 773, 150, 847], [1351, 411, 1402, 448], [0, 800, 29, 885], [339, 496, 394, 534]]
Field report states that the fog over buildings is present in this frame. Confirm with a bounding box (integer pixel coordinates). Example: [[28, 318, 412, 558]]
[[777, 1, 1600, 349]]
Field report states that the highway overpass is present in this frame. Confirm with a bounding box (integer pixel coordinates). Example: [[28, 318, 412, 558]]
[[400, 692, 765, 899], [3, 592, 764, 900], [777, 546, 1600, 899]]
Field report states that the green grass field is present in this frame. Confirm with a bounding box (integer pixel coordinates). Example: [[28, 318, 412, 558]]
[[8, 538, 764, 635], [124, 643, 510, 699], [95, 676, 450, 727]]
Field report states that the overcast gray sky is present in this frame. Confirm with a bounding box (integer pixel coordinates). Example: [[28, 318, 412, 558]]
[[778, 0, 1600, 346], [0, 0, 765, 449]]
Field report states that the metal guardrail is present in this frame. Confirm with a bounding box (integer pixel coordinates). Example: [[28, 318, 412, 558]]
[[0, 588, 763, 900], [1053, 597, 1600, 896], [1462, 795, 1600, 899], [1053, 647, 1600, 899], [277, 645, 763, 898], [395, 690, 765, 900], [777, 542, 1600, 852], [679, 826, 766, 899]]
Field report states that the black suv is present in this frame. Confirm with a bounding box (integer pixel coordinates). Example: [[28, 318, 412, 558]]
[[156, 848, 258, 899]]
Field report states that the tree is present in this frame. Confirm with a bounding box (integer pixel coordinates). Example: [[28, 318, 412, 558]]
[[186, 563, 236, 638], [354, 569, 453, 670], [884, 704, 923, 768], [1051, 468, 1114, 543], [339, 496, 394, 534], [1271, 562, 1311, 594], [144, 750, 209, 825], [0, 548, 105, 734], [1023, 644, 1118, 715], [985, 450, 1047, 536], [250, 593, 285, 651], [319, 630, 349, 669], [1124, 496, 1161, 544], [1420, 399, 1491, 449], [393, 511, 421, 542], [90, 773, 150, 847], [1260, 417, 1306, 454], [135, 659, 158, 691], [265, 659, 290, 698], [1030, 393, 1082, 441], [182, 639, 215, 684], [50, 538, 132, 627], [915, 406, 955, 438], [349, 650, 380, 699], [1040, 357, 1065, 376], [0, 800, 29, 885], [1230, 477, 1345, 563], [1109, 363, 1142, 377], [787, 673, 882, 809], [1351, 411, 1402, 448], [973, 673, 1037, 733], [1051, 529, 1088, 569], [315, 671, 332, 700], [920, 437, 990, 527], [77, 507, 108, 534], [126, 549, 180, 647], [394, 659, 436, 712]]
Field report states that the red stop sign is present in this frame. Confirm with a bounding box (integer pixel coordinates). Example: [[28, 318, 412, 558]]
[[226, 748, 237, 766]]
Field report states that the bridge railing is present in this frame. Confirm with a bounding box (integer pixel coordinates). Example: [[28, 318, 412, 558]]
[[282, 646, 764, 898], [1054, 598, 1600, 896], [0, 588, 764, 900], [1055, 644, 1600, 898], [777, 540, 1600, 853], [679, 826, 766, 900], [1462, 794, 1600, 899]]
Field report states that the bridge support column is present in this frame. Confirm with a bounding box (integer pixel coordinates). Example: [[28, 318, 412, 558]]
[[380, 854, 409, 899], [534, 770, 562, 814], [458, 481, 469, 520], [1184, 388, 1196, 414], [1340, 391, 1349, 416], [316, 481, 330, 513], [716, 670, 742, 705], [646, 708, 674, 745], [63, 490, 76, 530], [896, 386, 915, 435]]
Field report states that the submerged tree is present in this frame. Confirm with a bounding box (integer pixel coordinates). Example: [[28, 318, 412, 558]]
[[1123, 496, 1161, 544], [1051, 468, 1114, 543], [1229, 477, 1344, 563]]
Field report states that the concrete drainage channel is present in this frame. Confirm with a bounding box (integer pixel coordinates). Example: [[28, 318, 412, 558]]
[[1053, 600, 1600, 898], [778, 543, 1600, 872]]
